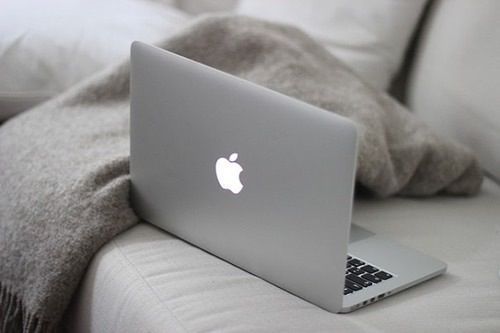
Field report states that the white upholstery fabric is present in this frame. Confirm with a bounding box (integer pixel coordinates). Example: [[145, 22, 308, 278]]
[[0, 0, 188, 120], [67, 179, 500, 332], [236, 0, 427, 91], [0, 0, 427, 121], [408, 0, 500, 181]]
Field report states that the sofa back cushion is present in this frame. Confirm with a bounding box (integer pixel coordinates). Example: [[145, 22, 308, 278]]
[[236, 0, 428, 91], [408, 0, 500, 181], [0, 0, 188, 121]]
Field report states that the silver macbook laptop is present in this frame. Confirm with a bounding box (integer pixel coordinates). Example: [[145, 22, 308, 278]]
[[130, 41, 446, 313]]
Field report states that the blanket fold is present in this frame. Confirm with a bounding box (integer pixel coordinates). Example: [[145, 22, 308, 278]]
[[0, 15, 482, 332]]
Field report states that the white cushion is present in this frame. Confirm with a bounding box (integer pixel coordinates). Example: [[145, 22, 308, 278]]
[[408, 0, 500, 181], [235, 0, 427, 91], [0, 0, 427, 121], [67, 178, 500, 332], [0, 0, 188, 120]]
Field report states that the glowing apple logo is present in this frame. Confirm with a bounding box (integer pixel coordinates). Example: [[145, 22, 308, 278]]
[[215, 153, 244, 194]]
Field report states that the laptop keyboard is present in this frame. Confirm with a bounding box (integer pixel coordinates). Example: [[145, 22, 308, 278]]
[[344, 255, 393, 295]]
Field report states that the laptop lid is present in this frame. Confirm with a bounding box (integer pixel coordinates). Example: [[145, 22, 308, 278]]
[[130, 42, 357, 312]]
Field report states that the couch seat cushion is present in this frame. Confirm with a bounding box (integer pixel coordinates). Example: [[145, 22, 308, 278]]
[[67, 179, 500, 332]]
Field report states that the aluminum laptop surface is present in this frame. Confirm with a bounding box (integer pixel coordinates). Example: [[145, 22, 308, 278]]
[[130, 42, 356, 313], [130, 42, 447, 314]]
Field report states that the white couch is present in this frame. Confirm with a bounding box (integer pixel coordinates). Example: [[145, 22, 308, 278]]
[[63, 1, 500, 332], [67, 179, 500, 332]]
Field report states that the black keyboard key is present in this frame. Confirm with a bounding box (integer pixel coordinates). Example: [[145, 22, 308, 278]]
[[361, 273, 382, 284], [346, 274, 372, 287], [374, 271, 393, 280], [347, 255, 352, 260], [348, 267, 364, 275], [361, 265, 379, 274], [346, 262, 352, 269], [348, 258, 365, 267], [344, 287, 353, 295], [345, 279, 363, 291]]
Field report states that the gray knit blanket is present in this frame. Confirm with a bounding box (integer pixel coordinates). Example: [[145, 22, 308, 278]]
[[0, 15, 482, 332]]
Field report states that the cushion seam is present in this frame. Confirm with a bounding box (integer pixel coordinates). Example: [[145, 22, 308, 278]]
[[110, 238, 191, 333]]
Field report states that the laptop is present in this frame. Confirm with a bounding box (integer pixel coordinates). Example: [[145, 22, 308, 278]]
[[130, 41, 446, 313]]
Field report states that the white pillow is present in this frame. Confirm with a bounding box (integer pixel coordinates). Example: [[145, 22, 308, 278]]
[[235, 0, 427, 91], [408, 0, 500, 181], [0, 0, 189, 121]]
